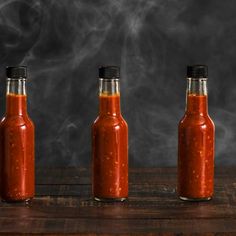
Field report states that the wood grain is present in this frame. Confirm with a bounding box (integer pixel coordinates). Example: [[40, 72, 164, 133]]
[[0, 168, 235, 235]]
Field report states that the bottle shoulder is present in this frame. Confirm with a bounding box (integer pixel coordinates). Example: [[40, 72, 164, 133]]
[[0, 114, 34, 129], [93, 115, 128, 129], [179, 113, 214, 129]]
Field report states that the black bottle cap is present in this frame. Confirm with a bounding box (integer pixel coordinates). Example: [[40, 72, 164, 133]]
[[6, 66, 27, 79], [99, 66, 120, 79], [187, 65, 208, 78]]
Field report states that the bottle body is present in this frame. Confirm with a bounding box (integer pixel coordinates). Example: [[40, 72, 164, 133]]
[[92, 103, 128, 200], [0, 67, 35, 202], [92, 67, 128, 201], [178, 66, 215, 201]]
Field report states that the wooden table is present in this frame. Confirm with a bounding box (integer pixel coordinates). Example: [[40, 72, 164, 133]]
[[0, 168, 236, 235]]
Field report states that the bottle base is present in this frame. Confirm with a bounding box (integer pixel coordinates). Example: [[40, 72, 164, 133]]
[[1, 197, 33, 204], [94, 196, 127, 202], [179, 196, 212, 202]]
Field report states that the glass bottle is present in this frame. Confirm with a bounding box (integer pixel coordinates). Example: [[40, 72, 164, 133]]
[[178, 65, 215, 201], [0, 66, 35, 202], [92, 66, 128, 201]]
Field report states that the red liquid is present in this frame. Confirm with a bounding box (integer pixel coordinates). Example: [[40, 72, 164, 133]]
[[0, 94, 35, 202], [92, 94, 128, 199], [178, 94, 215, 199]]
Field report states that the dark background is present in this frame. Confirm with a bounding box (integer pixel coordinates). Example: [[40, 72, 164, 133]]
[[0, 0, 234, 167]]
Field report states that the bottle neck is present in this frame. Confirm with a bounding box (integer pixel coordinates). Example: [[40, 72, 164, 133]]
[[99, 78, 121, 116], [6, 78, 27, 116], [186, 78, 208, 115]]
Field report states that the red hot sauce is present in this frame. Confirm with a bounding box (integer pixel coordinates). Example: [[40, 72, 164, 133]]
[[92, 66, 128, 201], [178, 65, 215, 201], [0, 67, 35, 202]]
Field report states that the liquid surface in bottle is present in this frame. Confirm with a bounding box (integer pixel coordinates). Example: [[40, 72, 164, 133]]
[[0, 94, 35, 202], [92, 94, 128, 199], [178, 94, 214, 199]]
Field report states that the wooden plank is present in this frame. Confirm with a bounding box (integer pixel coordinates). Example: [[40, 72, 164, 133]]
[[0, 202, 234, 219], [0, 188, 234, 220], [32, 183, 233, 204], [0, 218, 236, 234]]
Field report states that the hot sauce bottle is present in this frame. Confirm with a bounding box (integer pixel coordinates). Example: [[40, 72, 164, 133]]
[[0, 66, 35, 202], [92, 66, 128, 201], [178, 65, 215, 201]]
